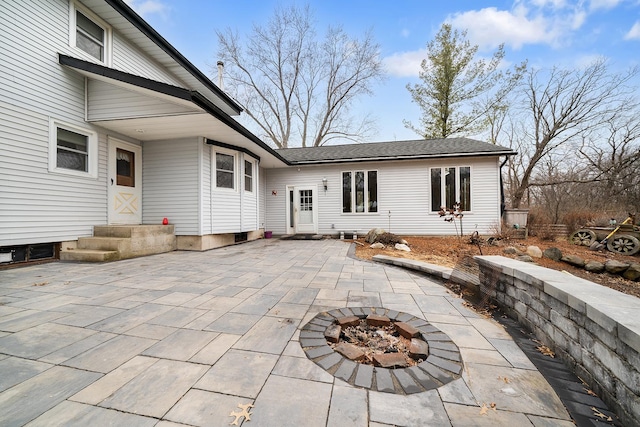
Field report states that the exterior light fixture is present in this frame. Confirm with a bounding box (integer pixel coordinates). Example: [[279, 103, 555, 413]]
[[322, 177, 328, 191]]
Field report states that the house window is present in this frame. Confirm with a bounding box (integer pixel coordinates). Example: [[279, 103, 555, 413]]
[[216, 153, 235, 189], [244, 160, 253, 192], [430, 166, 471, 211], [342, 170, 378, 213], [49, 120, 97, 178], [70, 2, 111, 64], [116, 148, 135, 187]]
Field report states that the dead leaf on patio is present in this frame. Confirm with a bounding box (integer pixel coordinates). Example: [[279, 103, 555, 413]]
[[479, 402, 497, 415], [229, 402, 254, 425], [497, 376, 510, 384], [33, 281, 48, 287], [591, 407, 613, 422], [533, 339, 555, 358]]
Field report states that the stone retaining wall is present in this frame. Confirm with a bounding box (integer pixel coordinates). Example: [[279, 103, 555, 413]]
[[474, 255, 640, 427]]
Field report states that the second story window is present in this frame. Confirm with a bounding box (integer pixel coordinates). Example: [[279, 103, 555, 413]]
[[76, 11, 105, 61]]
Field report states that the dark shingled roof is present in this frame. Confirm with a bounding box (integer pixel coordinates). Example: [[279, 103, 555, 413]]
[[277, 138, 515, 164]]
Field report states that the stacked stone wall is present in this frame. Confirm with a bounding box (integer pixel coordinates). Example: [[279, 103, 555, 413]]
[[475, 255, 640, 427]]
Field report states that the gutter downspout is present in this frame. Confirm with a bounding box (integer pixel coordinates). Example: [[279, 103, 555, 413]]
[[499, 157, 509, 217]]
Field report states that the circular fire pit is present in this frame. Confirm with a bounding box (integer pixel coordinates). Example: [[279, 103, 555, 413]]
[[300, 307, 463, 394]]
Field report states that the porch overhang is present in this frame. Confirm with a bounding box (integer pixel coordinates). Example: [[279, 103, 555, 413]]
[[59, 54, 290, 168]]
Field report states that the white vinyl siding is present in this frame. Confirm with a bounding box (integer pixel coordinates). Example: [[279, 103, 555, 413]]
[[265, 158, 501, 236], [259, 167, 267, 230], [201, 141, 212, 235], [208, 148, 260, 234], [143, 138, 200, 235], [0, 101, 107, 246], [87, 80, 199, 121]]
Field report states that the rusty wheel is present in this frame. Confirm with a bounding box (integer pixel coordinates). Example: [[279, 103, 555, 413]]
[[606, 234, 640, 256], [570, 229, 596, 246]]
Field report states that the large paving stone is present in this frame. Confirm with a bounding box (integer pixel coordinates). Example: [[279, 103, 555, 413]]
[[0, 366, 101, 426], [70, 356, 158, 405], [142, 329, 217, 361], [464, 364, 571, 420], [195, 349, 279, 398], [164, 389, 254, 427], [62, 334, 156, 373], [204, 312, 262, 334], [369, 389, 451, 426], [25, 400, 156, 427], [189, 333, 240, 365], [444, 402, 535, 426], [0, 322, 96, 359], [233, 316, 297, 354], [327, 384, 368, 427], [100, 359, 207, 418], [249, 375, 332, 427], [88, 303, 173, 333], [272, 355, 334, 383], [0, 356, 52, 392]]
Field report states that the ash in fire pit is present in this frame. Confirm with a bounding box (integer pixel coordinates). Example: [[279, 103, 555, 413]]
[[300, 307, 463, 395], [326, 315, 429, 368]]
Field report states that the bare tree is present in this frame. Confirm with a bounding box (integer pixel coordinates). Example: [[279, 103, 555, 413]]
[[505, 59, 638, 208], [216, 5, 384, 148], [405, 24, 525, 139]]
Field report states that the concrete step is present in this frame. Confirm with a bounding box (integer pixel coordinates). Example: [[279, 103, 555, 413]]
[[60, 249, 119, 262], [93, 225, 175, 238], [77, 237, 130, 252]]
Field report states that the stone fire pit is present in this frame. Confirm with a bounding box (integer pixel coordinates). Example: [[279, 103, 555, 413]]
[[300, 307, 463, 394]]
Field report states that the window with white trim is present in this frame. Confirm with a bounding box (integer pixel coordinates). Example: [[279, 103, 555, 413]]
[[342, 170, 378, 213], [70, 2, 111, 64], [49, 120, 97, 178], [215, 152, 235, 189], [430, 166, 471, 211], [244, 160, 253, 192]]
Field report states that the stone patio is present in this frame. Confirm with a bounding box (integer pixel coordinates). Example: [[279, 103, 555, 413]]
[[0, 239, 575, 426]]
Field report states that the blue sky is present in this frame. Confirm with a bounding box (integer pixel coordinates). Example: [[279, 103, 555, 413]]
[[124, 0, 640, 144]]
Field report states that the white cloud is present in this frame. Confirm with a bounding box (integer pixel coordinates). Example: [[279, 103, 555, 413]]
[[625, 21, 640, 39], [446, 1, 598, 50], [589, 0, 622, 10], [382, 48, 428, 77], [448, 7, 555, 50], [124, 0, 170, 19]]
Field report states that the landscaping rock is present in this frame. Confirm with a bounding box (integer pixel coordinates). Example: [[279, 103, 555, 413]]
[[400, 239, 409, 245], [337, 316, 361, 327], [503, 246, 519, 255], [605, 259, 630, 274], [584, 261, 605, 273], [561, 254, 586, 267], [370, 242, 385, 249], [543, 247, 563, 261], [366, 228, 387, 243], [395, 322, 420, 338], [373, 352, 408, 368], [395, 243, 411, 252], [517, 255, 534, 263], [409, 338, 429, 360], [622, 263, 640, 281], [334, 342, 366, 361], [324, 324, 341, 343], [366, 314, 391, 327], [526, 245, 543, 258]]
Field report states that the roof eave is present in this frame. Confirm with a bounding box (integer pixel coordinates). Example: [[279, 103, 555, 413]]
[[284, 150, 517, 165], [103, 0, 243, 115]]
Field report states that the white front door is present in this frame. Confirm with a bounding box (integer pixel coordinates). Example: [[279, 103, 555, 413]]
[[108, 138, 142, 224], [292, 186, 317, 234]]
